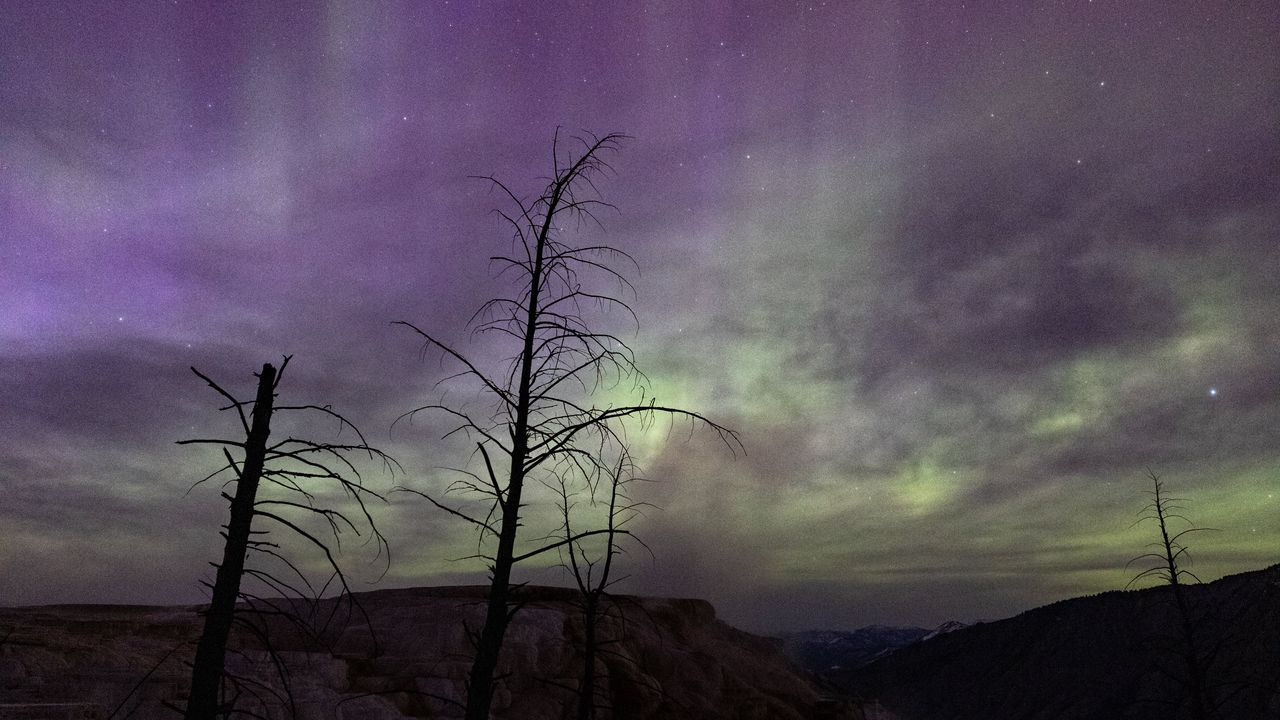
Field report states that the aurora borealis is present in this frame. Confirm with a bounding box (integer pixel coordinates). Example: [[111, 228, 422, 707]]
[[2, 1, 1278, 632]]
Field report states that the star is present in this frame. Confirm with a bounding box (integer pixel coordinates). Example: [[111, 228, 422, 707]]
[[1208, 387, 1218, 397]]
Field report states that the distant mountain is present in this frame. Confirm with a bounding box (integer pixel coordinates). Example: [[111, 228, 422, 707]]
[[782, 622, 966, 674], [839, 565, 1280, 720]]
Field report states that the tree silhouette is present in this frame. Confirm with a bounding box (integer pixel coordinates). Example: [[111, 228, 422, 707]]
[[179, 357, 394, 719], [1127, 470, 1215, 720], [552, 449, 643, 720], [396, 130, 739, 720]]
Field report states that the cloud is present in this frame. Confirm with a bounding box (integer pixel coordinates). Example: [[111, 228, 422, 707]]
[[3, 1, 1279, 629]]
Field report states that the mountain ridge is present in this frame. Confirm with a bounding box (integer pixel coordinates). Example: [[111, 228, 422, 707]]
[[781, 621, 968, 674], [840, 563, 1280, 719]]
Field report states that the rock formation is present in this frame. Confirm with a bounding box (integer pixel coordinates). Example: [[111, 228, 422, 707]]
[[0, 586, 859, 719]]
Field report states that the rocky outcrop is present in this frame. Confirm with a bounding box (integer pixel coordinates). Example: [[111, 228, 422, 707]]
[[0, 587, 859, 719]]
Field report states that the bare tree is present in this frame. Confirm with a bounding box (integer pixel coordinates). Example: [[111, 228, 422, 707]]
[[180, 357, 395, 719], [397, 130, 739, 720], [552, 450, 643, 720], [1127, 470, 1215, 720]]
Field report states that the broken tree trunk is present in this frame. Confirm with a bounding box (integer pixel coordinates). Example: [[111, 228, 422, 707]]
[[185, 363, 277, 720]]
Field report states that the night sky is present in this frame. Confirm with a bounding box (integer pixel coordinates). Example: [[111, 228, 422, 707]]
[[2, 1, 1278, 632]]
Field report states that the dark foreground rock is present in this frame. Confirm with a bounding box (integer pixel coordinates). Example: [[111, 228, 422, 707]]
[[0, 586, 861, 719]]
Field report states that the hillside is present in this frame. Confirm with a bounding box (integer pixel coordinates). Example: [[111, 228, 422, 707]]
[[841, 565, 1280, 719]]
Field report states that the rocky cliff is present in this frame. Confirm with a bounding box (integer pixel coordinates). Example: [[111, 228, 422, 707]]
[[0, 586, 858, 719]]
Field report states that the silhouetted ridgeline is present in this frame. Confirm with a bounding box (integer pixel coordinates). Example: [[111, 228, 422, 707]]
[[0, 586, 860, 719], [841, 564, 1280, 719]]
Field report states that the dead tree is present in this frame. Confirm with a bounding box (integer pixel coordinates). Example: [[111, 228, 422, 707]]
[[179, 357, 394, 719], [396, 131, 739, 720], [1127, 471, 1215, 720], [552, 451, 644, 720]]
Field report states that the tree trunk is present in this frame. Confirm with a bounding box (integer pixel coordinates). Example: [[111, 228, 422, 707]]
[[1153, 476, 1211, 720], [463, 173, 560, 720], [576, 591, 600, 720], [185, 363, 276, 720], [1172, 581, 1210, 720], [462, 478, 523, 720]]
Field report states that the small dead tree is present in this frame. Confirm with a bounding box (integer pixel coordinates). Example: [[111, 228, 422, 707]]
[[552, 450, 644, 720], [180, 357, 394, 719], [397, 131, 739, 720], [1127, 470, 1215, 720]]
